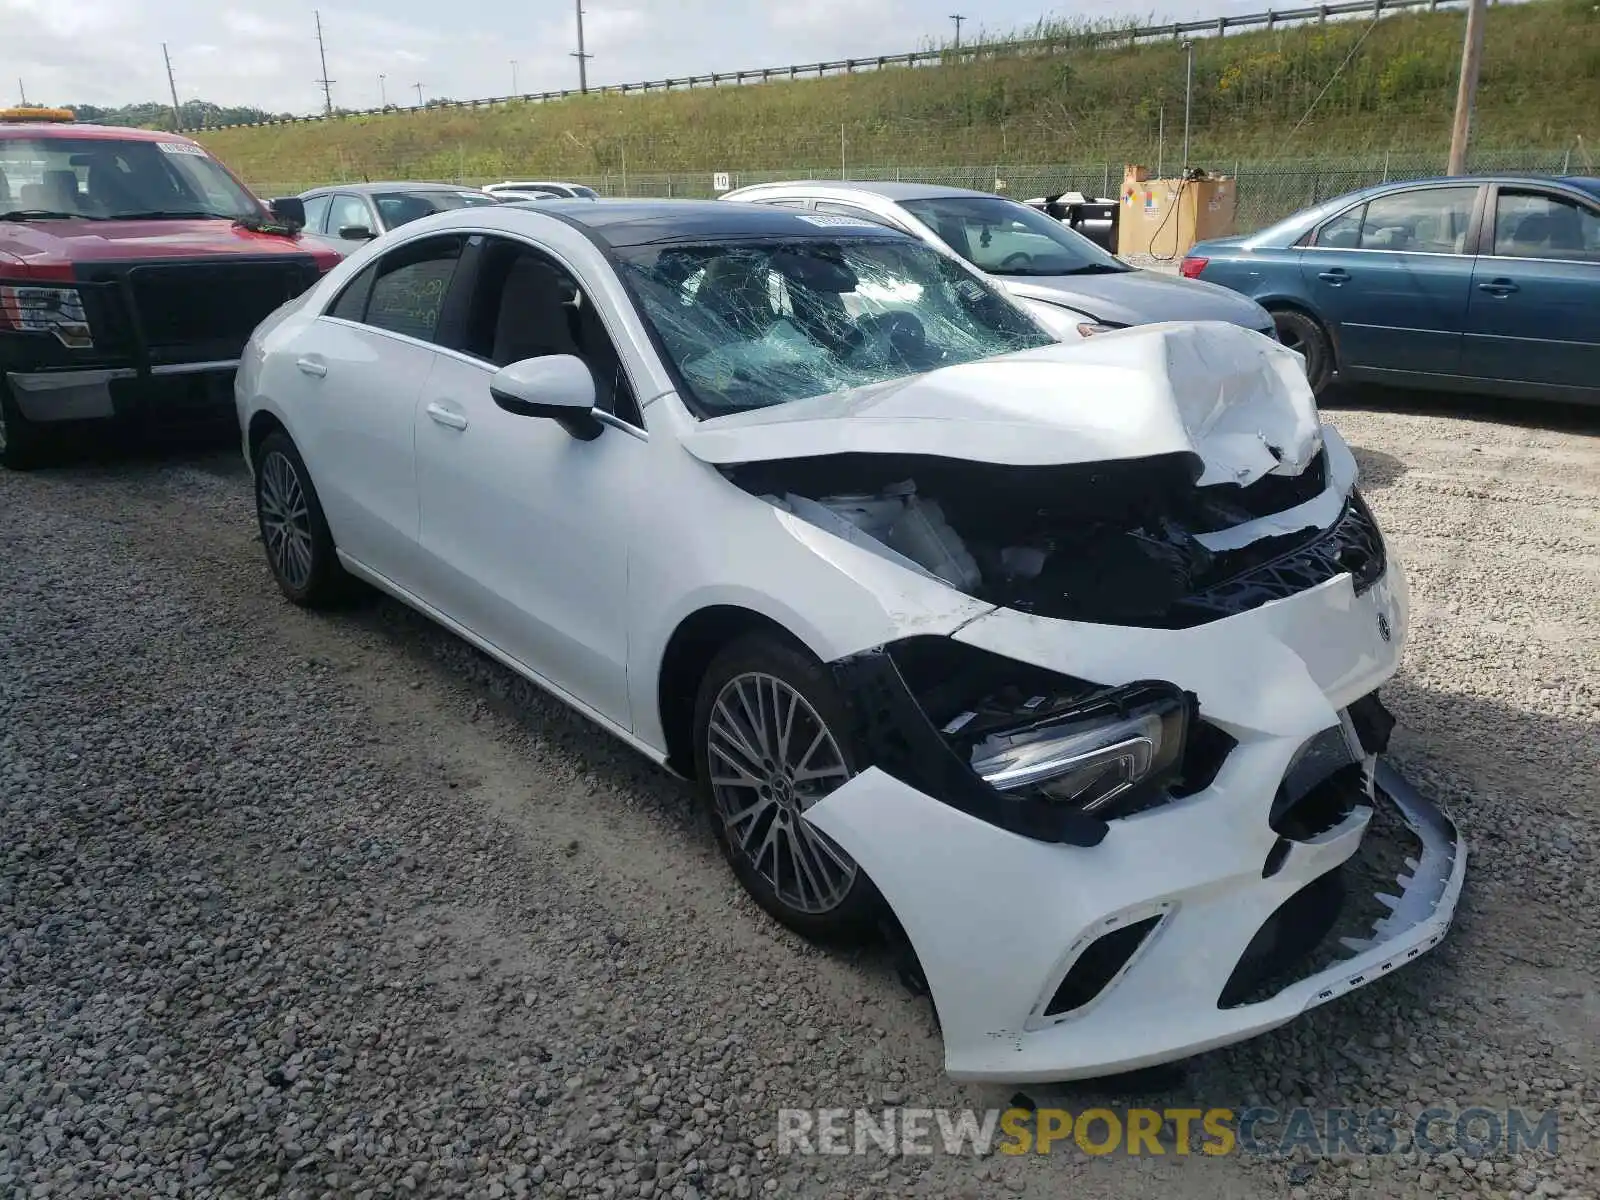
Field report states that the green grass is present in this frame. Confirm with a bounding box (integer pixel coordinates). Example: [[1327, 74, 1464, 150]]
[[200, 0, 1599, 192]]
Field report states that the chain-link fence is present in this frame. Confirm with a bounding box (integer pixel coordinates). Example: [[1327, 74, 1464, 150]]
[[250, 145, 1588, 236]]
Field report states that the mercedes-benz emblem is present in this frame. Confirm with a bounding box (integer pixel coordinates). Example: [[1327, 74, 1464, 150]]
[[1377, 612, 1392, 643]]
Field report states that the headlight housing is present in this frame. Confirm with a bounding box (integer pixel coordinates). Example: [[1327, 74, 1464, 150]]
[[966, 685, 1188, 812], [835, 637, 1205, 846], [0, 285, 94, 348]]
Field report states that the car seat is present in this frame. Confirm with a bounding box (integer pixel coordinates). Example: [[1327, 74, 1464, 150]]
[[491, 256, 582, 366]]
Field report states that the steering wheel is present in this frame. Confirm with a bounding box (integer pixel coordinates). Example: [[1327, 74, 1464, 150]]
[[859, 311, 929, 366], [999, 251, 1034, 270]]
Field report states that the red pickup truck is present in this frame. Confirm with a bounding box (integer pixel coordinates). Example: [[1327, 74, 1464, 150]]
[[0, 108, 338, 468]]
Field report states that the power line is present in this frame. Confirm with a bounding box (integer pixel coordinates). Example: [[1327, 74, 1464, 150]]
[[161, 43, 182, 131], [314, 11, 336, 117], [572, 0, 592, 94]]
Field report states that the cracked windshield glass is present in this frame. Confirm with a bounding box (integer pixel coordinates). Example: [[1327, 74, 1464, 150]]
[[0, 136, 262, 221], [615, 237, 1055, 416]]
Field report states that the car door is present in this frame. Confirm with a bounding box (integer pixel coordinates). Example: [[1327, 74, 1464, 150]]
[[1297, 184, 1481, 377], [288, 233, 468, 591], [412, 233, 645, 728], [1462, 184, 1600, 392]]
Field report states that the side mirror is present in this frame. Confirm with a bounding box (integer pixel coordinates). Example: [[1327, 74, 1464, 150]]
[[268, 196, 306, 229], [489, 354, 601, 440], [339, 224, 377, 241]]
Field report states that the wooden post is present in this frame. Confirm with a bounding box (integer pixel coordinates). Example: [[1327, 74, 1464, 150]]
[[1447, 0, 1487, 175]]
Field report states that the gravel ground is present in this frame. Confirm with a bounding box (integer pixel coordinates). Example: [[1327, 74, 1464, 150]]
[[1, 393, 1596, 1200]]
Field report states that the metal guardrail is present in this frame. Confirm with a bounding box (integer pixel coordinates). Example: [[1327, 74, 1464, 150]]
[[183, 0, 1466, 133]]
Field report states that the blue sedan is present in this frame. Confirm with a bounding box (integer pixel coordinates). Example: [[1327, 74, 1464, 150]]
[[1183, 175, 1600, 404]]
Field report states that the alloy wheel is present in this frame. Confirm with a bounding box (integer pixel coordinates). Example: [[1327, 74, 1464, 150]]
[[258, 450, 314, 591], [707, 671, 857, 914]]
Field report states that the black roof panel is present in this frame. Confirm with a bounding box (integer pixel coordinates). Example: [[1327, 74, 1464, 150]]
[[505, 197, 914, 247]]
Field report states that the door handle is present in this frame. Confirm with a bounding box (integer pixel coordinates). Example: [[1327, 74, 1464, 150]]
[[426, 402, 469, 431], [1317, 268, 1350, 284], [295, 356, 327, 377], [1477, 278, 1519, 296]]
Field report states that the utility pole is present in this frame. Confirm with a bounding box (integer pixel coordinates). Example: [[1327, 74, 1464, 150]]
[[1447, 0, 1487, 175], [511, 59, 519, 94], [1181, 39, 1194, 172], [379, 74, 387, 106], [162, 44, 182, 131], [949, 13, 965, 47], [314, 10, 335, 116], [572, 0, 591, 93], [413, 81, 425, 107]]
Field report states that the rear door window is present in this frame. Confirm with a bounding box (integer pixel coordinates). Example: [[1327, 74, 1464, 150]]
[[360, 235, 467, 344], [1356, 187, 1477, 254]]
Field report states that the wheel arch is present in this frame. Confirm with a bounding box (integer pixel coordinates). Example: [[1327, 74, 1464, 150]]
[[655, 605, 818, 779], [246, 408, 291, 472], [1261, 297, 1341, 363]]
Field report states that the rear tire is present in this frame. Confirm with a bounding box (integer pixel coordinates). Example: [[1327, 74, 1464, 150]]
[[1271, 309, 1335, 395], [692, 632, 884, 942], [0, 382, 45, 471], [253, 431, 354, 608]]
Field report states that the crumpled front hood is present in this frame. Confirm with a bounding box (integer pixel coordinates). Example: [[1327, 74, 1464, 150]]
[[1002, 268, 1272, 330], [678, 320, 1321, 488]]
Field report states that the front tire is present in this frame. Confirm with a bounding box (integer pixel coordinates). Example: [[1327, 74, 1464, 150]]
[[254, 431, 352, 607], [1271, 308, 1335, 395], [0, 381, 45, 471], [692, 633, 883, 941]]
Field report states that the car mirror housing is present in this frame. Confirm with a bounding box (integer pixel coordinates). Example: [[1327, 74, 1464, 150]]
[[268, 196, 306, 229], [489, 354, 602, 440], [338, 225, 378, 241]]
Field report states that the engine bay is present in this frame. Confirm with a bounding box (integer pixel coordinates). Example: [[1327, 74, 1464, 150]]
[[732, 446, 1383, 628]]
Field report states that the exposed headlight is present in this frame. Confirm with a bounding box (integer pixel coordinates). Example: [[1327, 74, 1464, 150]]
[[0, 285, 94, 348], [964, 684, 1188, 813]]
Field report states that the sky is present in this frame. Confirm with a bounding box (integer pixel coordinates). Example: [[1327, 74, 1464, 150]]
[[10, 0, 1274, 114]]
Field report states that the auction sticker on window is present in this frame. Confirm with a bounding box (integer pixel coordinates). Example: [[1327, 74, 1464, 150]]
[[796, 214, 882, 229], [157, 141, 209, 156]]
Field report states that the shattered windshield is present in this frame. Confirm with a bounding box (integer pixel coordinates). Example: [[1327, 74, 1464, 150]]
[[614, 237, 1055, 417], [899, 195, 1130, 278], [0, 137, 263, 221]]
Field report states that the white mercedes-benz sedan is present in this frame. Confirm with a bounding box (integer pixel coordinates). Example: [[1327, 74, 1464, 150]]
[[236, 198, 1465, 1083]]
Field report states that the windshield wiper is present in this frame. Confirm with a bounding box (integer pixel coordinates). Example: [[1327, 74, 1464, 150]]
[[233, 213, 299, 235], [1051, 263, 1132, 276], [104, 210, 227, 220], [0, 209, 108, 222]]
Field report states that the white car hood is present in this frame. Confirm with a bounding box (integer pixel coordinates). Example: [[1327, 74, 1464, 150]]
[[678, 320, 1321, 488]]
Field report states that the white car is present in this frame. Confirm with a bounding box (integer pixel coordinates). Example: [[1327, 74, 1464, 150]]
[[720, 180, 1277, 343], [237, 199, 1465, 1083], [483, 180, 599, 201]]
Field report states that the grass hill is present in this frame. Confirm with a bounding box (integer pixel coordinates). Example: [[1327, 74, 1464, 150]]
[[198, 0, 1599, 192]]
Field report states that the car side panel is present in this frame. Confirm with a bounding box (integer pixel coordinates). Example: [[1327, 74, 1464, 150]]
[[270, 315, 429, 588], [1296, 246, 1473, 376], [1463, 255, 1600, 389], [1190, 247, 1308, 309]]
